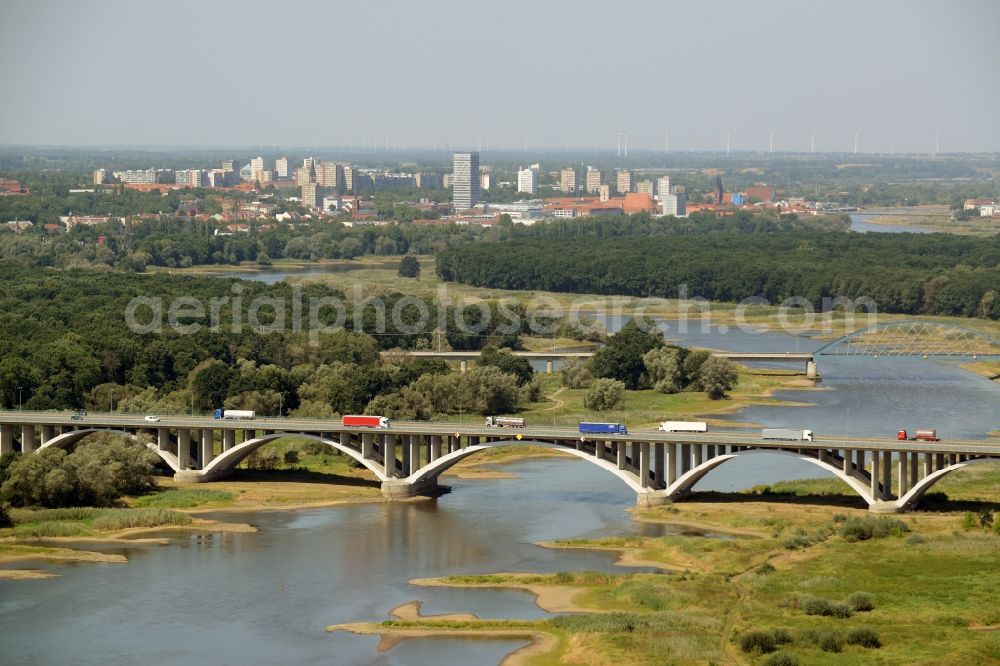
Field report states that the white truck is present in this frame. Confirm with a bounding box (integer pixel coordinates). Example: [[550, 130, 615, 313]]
[[762, 428, 814, 442], [658, 421, 708, 433], [214, 409, 255, 420], [485, 416, 525, 428]]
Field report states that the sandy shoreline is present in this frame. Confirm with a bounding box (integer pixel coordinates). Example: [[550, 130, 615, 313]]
[[326, 623, 558, 666], [410, 574, 605, 614], [0, 569, 61, 580]]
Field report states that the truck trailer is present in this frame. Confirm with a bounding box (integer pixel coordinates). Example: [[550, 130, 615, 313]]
[[762, 428, 814, 442], [579, 422, 628, 435], [342, 415, 390, 429], [897, 429, 939, 442], [658, 421, 708, 433], [485, 416, 525, 428], [214, 409, 255, 420]]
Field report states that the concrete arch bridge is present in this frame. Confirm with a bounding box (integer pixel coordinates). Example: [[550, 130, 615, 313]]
[[3, 413, 999, 514]]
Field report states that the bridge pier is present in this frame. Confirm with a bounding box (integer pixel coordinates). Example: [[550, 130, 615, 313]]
[[0, 424, 13, 454], [806, 361, 818, 379], [21, 425, 36, 453], [384, 434, 398, 478], [222, 429, 235, 451], [545, 360, 553, 373], [158, 428, 170, 452], [177, 429, 191, 470], [40, 424, 54, 446]]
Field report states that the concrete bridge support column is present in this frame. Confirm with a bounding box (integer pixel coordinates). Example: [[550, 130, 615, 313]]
[[459, 360, 467, 373], [881, 452, 892, 498], [806, 361, 818, 379], [60, 425, 74, 435], [468, 436, 479, 450], [596, 441, 606, 462], [408, 435, 420, 476], [546, 360, 553, 374], [616, 442, 626, 470], [448, 436, 461, 454], [692, 444, 703, 467], [430, 435, 441, 463], [201, 430, 215, 467], [667, 443, 677, 485], [240, 429, 252, 444], [935, 453, 945, 471], [0, 425, 14, 452], [706, 444, 716, 460], [908, 453, 918, 487], [157, 428, 170, 452], [842, 450, 852, 474], [680, 444, 691, 474], [923, 452, 933, 478], [20, 425, 36, 453], [361, 433, 374, 459], [383, 435, 397, 477], [654, 443, 665, 488], [177, 429, 191, 470], [41, 425, 54, 446], [639, 443, 650, 488], [855, 450, 866, 476], [870, 452, 881, 499], [898, 452, 909, 497], [402, 436, 411, 473], [222, 429, 235, 452]]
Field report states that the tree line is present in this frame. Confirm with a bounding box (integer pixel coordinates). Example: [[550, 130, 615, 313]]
[[437, 228, 1000, 319]]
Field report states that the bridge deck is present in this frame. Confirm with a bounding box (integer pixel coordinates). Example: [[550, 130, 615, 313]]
[[3, 412, 997, 456]]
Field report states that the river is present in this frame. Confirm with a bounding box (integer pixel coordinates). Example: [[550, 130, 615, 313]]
[[4, 219, 997, 664]]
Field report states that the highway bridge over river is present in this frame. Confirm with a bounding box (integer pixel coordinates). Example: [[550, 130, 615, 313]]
[[2, 411, 998, 513]]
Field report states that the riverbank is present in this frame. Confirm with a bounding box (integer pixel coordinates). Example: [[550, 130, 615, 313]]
[[858, 206, 1000, 236], [333, 475, 1000, 665]]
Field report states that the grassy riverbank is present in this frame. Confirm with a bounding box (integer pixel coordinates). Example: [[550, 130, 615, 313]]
[[332, 467, 1000, 665], [859, 206, 1000, 236], [163, 254, 1000, 343]]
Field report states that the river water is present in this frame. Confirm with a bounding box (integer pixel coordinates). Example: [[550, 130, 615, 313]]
[[4, 216, 997, 664]]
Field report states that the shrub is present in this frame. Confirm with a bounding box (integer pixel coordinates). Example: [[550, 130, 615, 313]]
[[771, 628, 793, 645], [244, 450, 280, 471], [738, 630, 776, 654], [560, 358, 593, 389], [756, 561, 776, 575], [819, 631, 843, 652], [762, 652, 798, 666], [583, 378, 625, 411], [0, 503, 10, 528], [830, 602, 854, 619], [802, 597, 835, 617], [906, 533, 926, 545], [783, 534, 812, 550], [846, 626, 881, 648], [960, 512, 977, 531], [832, 513, 848, 523], [847, 592, 875, 612], [301, 441, 329, 456], [838, 516, 910, 542], [283, 449, 300, 466]]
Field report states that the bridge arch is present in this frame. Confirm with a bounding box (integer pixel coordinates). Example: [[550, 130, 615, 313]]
[[201, 432, 389, 481], [407, 439, 648, 495], [664, 448, 877, 506], [896, 457, 1000, 511], [814, 320, 1000, 357], [38, 428, 181, 473]]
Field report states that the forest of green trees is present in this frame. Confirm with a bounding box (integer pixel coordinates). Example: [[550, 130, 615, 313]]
[[437, 226, 1000, 319]]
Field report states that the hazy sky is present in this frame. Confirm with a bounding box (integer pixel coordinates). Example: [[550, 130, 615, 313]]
[[2, 0, 998, 152]]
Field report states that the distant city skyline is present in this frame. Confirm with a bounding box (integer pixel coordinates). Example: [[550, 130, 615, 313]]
[[1, 0, 998, 152]]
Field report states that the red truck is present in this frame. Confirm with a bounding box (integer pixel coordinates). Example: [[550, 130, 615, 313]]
[[897, 429, 939, 442], [343, 415, 390, 429]]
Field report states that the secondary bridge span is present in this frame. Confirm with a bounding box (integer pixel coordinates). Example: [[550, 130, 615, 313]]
[[2, 412, 997, 513]]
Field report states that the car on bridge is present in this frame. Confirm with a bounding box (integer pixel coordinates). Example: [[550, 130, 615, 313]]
[[897, 429, 939, 442], [71, 410, 86, 420], [579, 422, 628, 435], [144, 415, 160, 423]]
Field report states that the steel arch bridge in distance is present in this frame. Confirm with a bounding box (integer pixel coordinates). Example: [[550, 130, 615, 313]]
[[814, 320, 1000, 357]]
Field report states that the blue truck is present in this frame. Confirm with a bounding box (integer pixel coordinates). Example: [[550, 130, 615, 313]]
[[579, 422, 628, 435]]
